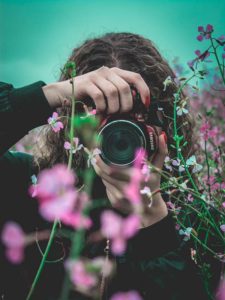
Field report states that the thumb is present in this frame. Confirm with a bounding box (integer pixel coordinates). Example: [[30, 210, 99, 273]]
[[151, 132, 168, 170]]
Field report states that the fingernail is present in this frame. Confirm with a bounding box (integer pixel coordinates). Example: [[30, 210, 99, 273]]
[[161, 131, 167, 144], [145, 95, 150, 108]]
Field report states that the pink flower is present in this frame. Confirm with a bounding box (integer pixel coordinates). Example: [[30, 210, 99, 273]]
[[188, 49, 211, 69], [123, 148, 146, 204], [197, 24, 214, 41], [216, 278, 225, 300], [62, 192, 92, 229], [187, 193, 194, 202], [1, 222, 26, 264], [64, 137, 83, 154], [101, 211, 140, 255], [65, 257, 113, 293], [111, 290, 142, 300], [47, 112, 64, 132], [200, 121, 220, 142], [66, 260, 97, 292], [29, 164, 78, 224]]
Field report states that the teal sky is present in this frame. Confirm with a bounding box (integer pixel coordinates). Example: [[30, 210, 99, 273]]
[[0, 0, 225, 87]]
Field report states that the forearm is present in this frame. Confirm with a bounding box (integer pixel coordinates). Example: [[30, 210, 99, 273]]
[[0, 81, 54, 156]]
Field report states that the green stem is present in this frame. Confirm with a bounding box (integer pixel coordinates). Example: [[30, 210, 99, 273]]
[[210, 36, 225, 85], [67, 78, 76, 170], [26, 219, 59, 300], [26, 69, 77, 299]]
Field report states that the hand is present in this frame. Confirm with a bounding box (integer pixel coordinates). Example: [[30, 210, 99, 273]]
[[92, 132, 168, 227], [43, 66, 150, 111]]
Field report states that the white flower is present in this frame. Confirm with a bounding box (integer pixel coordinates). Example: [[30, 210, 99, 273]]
[[179, 227, 192, 241], [186, 155, 203, 173], [164, 156, 172, 171], [87, 148, 102, 167], [64, 137, 83, 154], [176, 100, 189, 116], [80, 108, 97, 119], [140, 186, 151, 195], [172, 159, 185, 172], [168, 177, 178, 187], [31, 174, 37, 185], [163, 76, 173, 91], [140, 186, 152, 207], [179, 182, 188, 192]]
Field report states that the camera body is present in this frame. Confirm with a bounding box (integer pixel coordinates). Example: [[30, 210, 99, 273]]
[[96, 86, 163, 167]]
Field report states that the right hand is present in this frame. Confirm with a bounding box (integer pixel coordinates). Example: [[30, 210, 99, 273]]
[[44, 66, 150, 114]]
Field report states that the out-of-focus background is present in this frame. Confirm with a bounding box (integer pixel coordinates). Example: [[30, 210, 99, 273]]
[[1, 0, 225, 87]]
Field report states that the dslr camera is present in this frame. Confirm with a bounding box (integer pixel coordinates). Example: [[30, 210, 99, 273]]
[[96, 85, 163, 167]]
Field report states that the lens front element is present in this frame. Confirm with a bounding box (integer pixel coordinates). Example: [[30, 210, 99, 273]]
[[98, 120, 146, 166]]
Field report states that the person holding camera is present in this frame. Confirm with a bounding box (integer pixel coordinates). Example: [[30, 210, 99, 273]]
[[0, 32, 208, 299]]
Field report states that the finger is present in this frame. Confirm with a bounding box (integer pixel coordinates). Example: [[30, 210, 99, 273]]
[[85, 83, 106, 112], [105, 71, 133, 113], [95, 155, 131, 182], [92, 77, 120, 114], [151, 133, 168, 170], [110, 67, 150, 107], [102, 179, 124, 201], [94, 155, 123, 187]]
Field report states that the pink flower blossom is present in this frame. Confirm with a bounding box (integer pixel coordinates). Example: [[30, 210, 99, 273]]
[[187, 193, 194, 202], [123, 148, 146, 204], [101, 210, 140, 255], [111, 290, 142, 300], [200, 121, 219, 141], [47, 112, 64, 132], [66, 257, 113, 293], [66, 260, 97, 292], [1, 222, 26, 264], [197, 24, 214, 41], [188, 49, 211, 69], [216, 278, 225, 300], [64, 137, 83, 154], [29, 164, 78, 224]]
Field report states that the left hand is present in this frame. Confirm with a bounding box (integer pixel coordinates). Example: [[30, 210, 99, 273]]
[[93, 132, 169, 226]]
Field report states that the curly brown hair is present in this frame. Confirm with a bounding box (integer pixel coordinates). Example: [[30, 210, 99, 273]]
[[33, 32, 197, 183]]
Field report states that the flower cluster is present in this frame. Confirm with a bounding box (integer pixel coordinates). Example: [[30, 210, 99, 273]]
[[29, 164, 91, 229]]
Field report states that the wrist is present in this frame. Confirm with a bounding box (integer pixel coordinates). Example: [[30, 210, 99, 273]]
[[42, 82, 62, 108], [141, 192, 168, 228]]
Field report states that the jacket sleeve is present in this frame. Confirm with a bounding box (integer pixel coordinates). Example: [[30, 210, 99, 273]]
[[113, 213, 209, 300], [0, 81, 54, 156]]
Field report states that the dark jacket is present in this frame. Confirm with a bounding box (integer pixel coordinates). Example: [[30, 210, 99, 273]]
[[0, 81, 208, 300]]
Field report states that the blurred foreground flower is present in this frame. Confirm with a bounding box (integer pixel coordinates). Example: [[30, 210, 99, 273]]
[[65, 257, 113, 294], [111, 290, 142, 300], [1, 222, 26, 264], [216, 278, 225, 300], [29, 164, 91, 229], [101, 210, 140, 255], [123, 148, 147, 205]]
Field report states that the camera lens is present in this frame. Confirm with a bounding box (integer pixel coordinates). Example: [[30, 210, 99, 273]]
[[97, 119, 146, 166]]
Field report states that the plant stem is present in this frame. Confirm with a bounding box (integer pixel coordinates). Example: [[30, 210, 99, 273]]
[[210, 36, 225, 85], [26, 219, 59, 300]]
